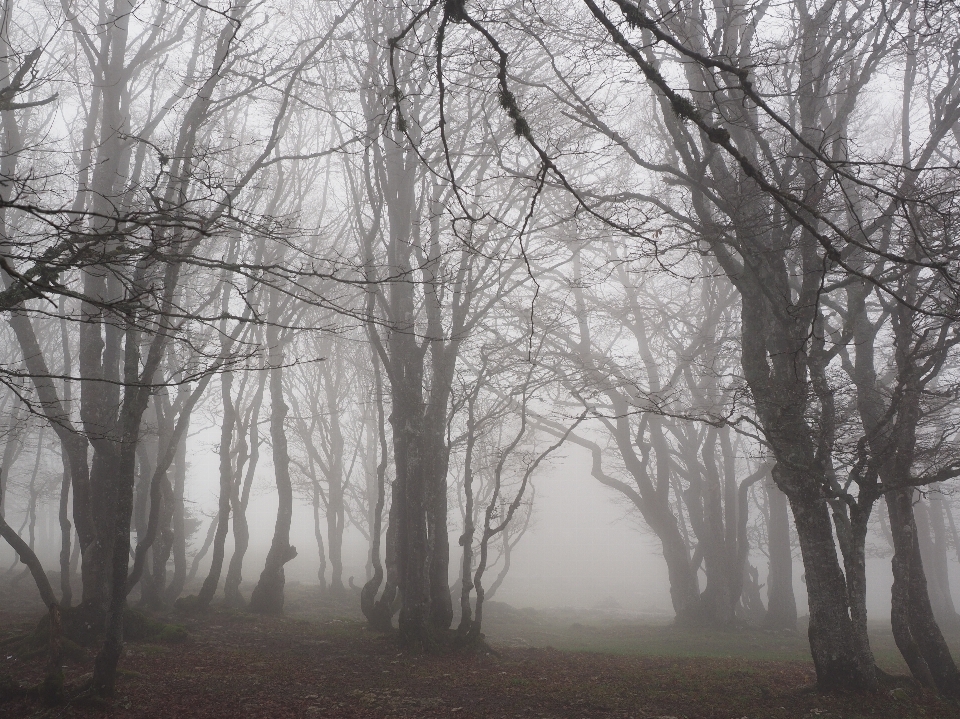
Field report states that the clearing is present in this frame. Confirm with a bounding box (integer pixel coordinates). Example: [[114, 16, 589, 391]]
[[1, 582, 958, 719]]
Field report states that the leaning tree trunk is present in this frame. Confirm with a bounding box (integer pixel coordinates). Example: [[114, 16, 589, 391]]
[[887, 488, 960, 697], [0, 513, 65, 703], [916, 495, 959, 627], [188, 516, 218, 583]]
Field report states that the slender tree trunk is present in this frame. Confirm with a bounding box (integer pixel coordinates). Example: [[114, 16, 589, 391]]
[[249, 319, 297, 614], [187, 516, 218, 584], [456, 399, 478, 634], [195, 370, 235, 609], [361, 355, 393, 630], [313, 485, 328, 595], [164, 428, 188, 604], [324, 363, 346, 597], [224, 418, 251, 609], [425, 422, 453, 631], [223, 372, 264, 607], [148, 475, 174, 605], [58, 456, 72, 608], [133, 417, 157, 603], [764, 477, 797, 630], [58, 295, 74, 608]]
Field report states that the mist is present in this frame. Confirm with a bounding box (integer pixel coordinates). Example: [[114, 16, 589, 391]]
[[2, 0, 960, 716]]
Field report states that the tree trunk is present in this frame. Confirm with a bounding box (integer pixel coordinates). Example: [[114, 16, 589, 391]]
[[58, 295, 74, 608], [916, 494, 959, 627], [195, 370, 235, 610], [164, 428, 188, 604], [697, 427, 737, 625], [392, 371, 431, 649], [91, 441, 137, 696], [789, 489, 876, 691], [249, 321, 297, 614], [361, 357, 393, 631], [830, 497, 877, 682], [313, 486, 328, 595], [58, 457, 73, 608], [187, 516, 218, 583], [223, 373, 263, 608], [320, 359, 347, 598], [0, 513, 64, 702], [764, 478, 797, 630], [425, 423, 453, 631], [224, 423, 251, 609], [887, 489, 960, 697]]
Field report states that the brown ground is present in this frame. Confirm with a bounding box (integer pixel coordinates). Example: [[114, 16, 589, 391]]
[[1, 582, 958, 719]]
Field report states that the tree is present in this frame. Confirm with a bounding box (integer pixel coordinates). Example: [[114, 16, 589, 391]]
[[0, 0, 359, 693], [389, 0, 960, 692], [342, 1, 546, 648]]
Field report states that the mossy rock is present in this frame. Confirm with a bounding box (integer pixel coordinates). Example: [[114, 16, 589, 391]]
[[28, 606, 189, 651], [173, 594, 205, 615], [123, 608, 189, 644], [157, 623, 189, 643]]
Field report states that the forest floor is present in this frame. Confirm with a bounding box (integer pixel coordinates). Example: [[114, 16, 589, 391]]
[[1, 580, 959, 719]]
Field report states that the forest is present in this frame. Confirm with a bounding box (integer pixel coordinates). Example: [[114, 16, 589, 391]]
[[1, 0, 960, 717]]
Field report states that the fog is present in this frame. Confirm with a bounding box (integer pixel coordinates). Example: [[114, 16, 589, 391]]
[[6, 427, 959, 625], [2, 0, 960, 710]]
